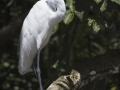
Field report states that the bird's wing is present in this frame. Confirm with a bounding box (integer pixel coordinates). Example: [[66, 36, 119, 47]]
[[18, 0, 51, 75]]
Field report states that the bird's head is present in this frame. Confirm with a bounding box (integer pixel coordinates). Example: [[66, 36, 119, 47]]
[[44, 0, 66, 24], [45, 0, 58, 12]]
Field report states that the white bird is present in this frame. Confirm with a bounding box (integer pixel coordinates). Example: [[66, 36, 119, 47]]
[[18, 0, 66, 90]]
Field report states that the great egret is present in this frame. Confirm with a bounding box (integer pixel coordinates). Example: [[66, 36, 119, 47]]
[[18, 0, 66, 90]]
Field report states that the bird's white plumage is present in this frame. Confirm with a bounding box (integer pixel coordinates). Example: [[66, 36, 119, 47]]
[[19, 0, 66, 75]]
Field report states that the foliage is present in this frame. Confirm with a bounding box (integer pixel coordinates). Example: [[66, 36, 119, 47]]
[[0, 0, 120, 90]]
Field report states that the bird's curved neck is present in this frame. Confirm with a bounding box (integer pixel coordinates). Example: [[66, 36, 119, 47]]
[[46, 0, 66, 26]]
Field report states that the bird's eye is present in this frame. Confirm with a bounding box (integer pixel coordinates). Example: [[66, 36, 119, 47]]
[[45, 1, 57, 12]]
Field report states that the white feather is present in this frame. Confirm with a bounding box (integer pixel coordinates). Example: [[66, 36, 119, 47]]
[[18, 0, 66, 75]]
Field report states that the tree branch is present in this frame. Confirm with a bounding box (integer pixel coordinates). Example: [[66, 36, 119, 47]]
[[47, 49, 120, 90]]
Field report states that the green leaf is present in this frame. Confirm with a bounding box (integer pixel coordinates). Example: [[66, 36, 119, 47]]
[[3, 62, 9, 67], [100, 0, 107, 12], [111, 0, 120, 5], [75, 11, 84, 21], [92, 22, 100, 32], [63, 10, 74, 25], [64, 0, 75, 24], [53, 60, 59, 68], [53, 24, 59, 34], [66, 0, 75, 7], [94, 0, 102, 4], [88, 18, 95, 26], [60, 68, 66, 72], [111, 86, 117, 90], [88, 18, 100, 32], [70, 4, 75, 12], [66, 0, 75, 13], [104, 21, 108, 28]]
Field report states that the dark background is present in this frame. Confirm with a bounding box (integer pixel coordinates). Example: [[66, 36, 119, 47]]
[[0, 0, 120, 90]]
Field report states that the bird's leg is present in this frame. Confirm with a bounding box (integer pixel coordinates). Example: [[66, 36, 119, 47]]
[[32, 57, 37, 76], [37, 49, 43, 90]]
